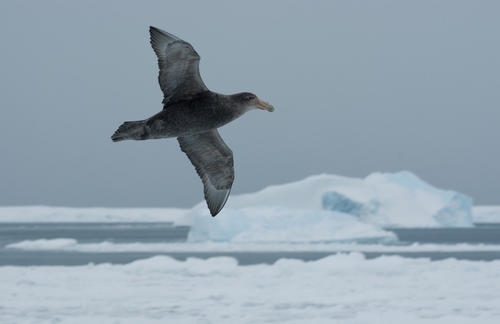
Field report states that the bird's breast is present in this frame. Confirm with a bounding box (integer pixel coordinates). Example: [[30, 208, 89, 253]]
[[155, 101, 240, 137]]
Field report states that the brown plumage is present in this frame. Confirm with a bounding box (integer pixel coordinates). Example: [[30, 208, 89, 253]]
[[111, 26, 274, 216]]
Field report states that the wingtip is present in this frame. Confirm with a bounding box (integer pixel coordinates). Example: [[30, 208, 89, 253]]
[[206, 188, 231, 218], [149, 26, 160, 37], [149, 26, 165, 39], [208, 204, 222, 217], [148, 26, 181, 43], [149, 26, 170, 37]]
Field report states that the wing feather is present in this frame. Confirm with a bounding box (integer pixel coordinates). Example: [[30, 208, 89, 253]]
[[178, 130, 234, 216], [149, 26, 207, 103]]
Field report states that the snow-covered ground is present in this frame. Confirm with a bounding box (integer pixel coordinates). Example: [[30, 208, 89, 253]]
[[1, 254, 500, 324]]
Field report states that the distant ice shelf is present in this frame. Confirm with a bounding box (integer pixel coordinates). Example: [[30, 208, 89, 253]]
[[0, 206, 190, 224], [473, 206, 500, 224]]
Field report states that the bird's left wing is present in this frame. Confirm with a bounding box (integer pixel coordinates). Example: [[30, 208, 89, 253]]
[[150, 26, 208, 104], [178, 129, 234, 216]]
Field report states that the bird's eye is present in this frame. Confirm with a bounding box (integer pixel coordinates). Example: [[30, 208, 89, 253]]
[[246, 96, 254, 101]]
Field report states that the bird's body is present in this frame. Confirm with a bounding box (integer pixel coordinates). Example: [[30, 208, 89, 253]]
[[112, 27, 274, 216], [113, 91, 249, 141]]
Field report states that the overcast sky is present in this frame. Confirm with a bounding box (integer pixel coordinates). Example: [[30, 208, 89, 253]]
[[1, 0, 499, 207]]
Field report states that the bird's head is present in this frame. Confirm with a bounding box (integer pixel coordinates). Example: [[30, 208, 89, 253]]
[[233, 92, 274, 112]]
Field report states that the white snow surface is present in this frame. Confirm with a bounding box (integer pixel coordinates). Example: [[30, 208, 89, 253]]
[[7, 239, 500, 253], [1, 254, 500, 324], [0, 206, 190, 224], [473, 206, 500, 223]]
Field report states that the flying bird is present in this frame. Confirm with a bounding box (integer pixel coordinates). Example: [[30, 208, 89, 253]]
[[111, 26, 274, 216]]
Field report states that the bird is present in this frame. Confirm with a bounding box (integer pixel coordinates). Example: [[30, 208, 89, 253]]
[[111, 26, 274, 217]]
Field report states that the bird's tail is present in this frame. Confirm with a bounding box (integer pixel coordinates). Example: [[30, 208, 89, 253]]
[[111, 120, 149, 142]]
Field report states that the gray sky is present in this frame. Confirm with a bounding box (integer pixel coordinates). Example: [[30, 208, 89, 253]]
[[1, 0, 499, 207]]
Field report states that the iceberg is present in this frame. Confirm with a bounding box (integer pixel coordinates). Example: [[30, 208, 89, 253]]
[[0, 171, 476, 244], [434, 193, 473, 227], [188, 206, 394, 243], [321, 191, 380, 216], [321, 191, 365, 216], [357, 172, 474, 227], [188, 171, 474, 242]]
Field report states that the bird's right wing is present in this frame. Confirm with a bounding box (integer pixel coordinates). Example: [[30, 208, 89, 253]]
[[178, 129, 234, 216], [149, 26, 208, 103]]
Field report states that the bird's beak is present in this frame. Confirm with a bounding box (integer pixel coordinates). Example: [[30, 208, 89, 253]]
[[256, 98, 274, 112]]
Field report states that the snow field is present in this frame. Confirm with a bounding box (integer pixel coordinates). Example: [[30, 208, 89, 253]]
[[1, 254, 500, 324]]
